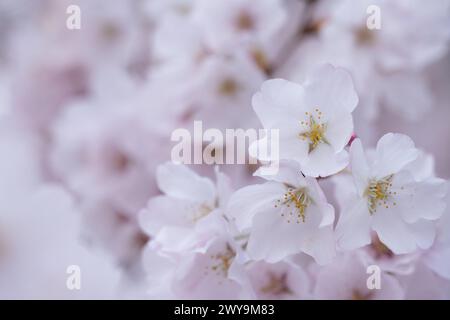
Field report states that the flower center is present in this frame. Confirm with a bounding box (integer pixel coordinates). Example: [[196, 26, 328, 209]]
[[235, 11, 254, 31], [275, 187, 312, 224], [208, 244, 236, 278], [190, 203, 213, 222], [355, 26, 376, 45], [218, 78, 239, 96], [352, 289, 373, 300], [299, 109, 328, 153], [260, 272, 292, 296], [365, 175, 397, 214], [251, 48, 270, 74]]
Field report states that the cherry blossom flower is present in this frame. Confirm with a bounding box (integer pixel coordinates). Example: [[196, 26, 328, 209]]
[[142, 233, 252, 299], [192, 0, 294, 66], [313, 251, 404, 300], [151, 13, 266, 129], [359, 234, 418, 276], [284, 0, 450, 122], [246, 260, 311, 299], [50, 101, 171, 216], [336, 133, 447, 254], [250, 64, 358, 177], [227, 161, 335, 264], [172, 52, 266, 129], [399, 261, 450, 300]]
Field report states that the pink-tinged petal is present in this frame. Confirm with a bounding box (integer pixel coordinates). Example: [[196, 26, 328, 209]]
[[247, 260, 311, 300], [313, 253, 366, 300], [226, 182, 285, 230], [324, 113, 354, 152], [313, 252, 404, 300], [393, 175, 447, 224], [402, 262, 449, 300], [141, 246, 177, 299], [349, 138, 370, 197], [408, 220, 436, 250], [372, 209, 418, 254], [336, 198, 372, 251], [173, 238, 249, 299], [371, 273, 405, 300], [301, 225, 336, 265], [152, 226, 198, 253], [253, 160, 306, 187], [403, 150, 435, 182], [249, 120, 310, 164], [303, 64, 359, 116], [156, 162, 215, 203], [139, 196, 198, 235], [214, 166, 233, 209], [252, 79, 305, 129], [372, 133, 419, 178], [278, 120, 310, 161], [382, 72, 432, 122], [246, 207, 308, 263], [302, 144, 349, 178], [248, 135, 272, 162], [305, 177, 335, 227]]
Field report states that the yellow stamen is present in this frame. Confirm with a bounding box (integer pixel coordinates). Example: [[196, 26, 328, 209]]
[[209, 244, 236, 278], [260, 272, 292, 295], [365, 175, 394, 214], [276, 187, 312, 224], [299, 110, 328, 153]]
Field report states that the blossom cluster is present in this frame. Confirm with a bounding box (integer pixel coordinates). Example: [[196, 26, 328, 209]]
[[0, 0, 449, 299]]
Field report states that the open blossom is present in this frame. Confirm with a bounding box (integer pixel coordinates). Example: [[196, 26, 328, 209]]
[[50, 100, 171, 215], [175, 52, 266, 130], [286, 0, 450, 122], [142, 233, 252, 299], [227, 161, 335, 264], [192, 0, 292, 65], [246, 260, 311, 300], [336, 133, 447, 254], [399, 261, 450, 300], [250, 64, 358, 177]]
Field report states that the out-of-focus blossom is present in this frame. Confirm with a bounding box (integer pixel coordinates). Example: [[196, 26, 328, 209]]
[[399, 261, 450, 300], [246, 260, 311, 300], [192, 0, 290, 63], [284, 0, 450, 122], [50, 100, 171, 215], [312, 251, 404, 300], [142, 233, 252, 299]]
